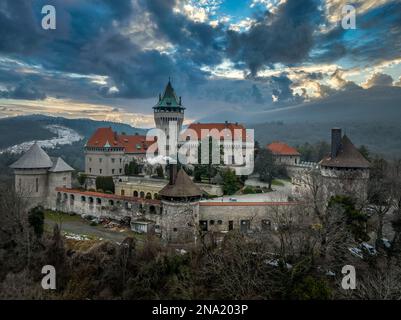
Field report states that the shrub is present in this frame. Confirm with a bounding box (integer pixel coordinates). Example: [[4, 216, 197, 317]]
[[95, 176, 115, 194]]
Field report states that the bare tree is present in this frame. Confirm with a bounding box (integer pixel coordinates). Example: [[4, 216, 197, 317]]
[[368, 159, 394, 248]]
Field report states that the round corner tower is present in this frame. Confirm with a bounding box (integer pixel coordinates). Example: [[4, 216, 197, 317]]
[[319, 128, 370, 201], [9, 143, 53, 207], [158, 165, 202, 244]]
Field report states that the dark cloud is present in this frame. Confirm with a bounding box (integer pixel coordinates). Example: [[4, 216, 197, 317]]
[[142, 0, 225, 67], [226, 0, 322, 75], [0, 1, 42, 54], [0, 0, 209, 100], [0, 0, 400, 108], [0, 82, 46, 100], [314, 1, 401, 65]]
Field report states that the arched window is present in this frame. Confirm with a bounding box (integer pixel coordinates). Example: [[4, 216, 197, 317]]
[[109, 199, 114, 206], [96, 198, 101, 205], [154, 193, 159, 200], [81, 196, 86, 202], [121, 189, 125, 196], [149, 205, 156, 214], [133, 191, 138, 197], [146, 192, 152, 199], [140, 191, 145, 199]]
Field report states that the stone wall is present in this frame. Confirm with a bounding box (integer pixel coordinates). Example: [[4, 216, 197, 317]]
[[115, 176, 224, 199], [160, 200, 200, 243], [198, 203, 296, 233], [53, 188, 162, 223], [14, 168, 49, 208]]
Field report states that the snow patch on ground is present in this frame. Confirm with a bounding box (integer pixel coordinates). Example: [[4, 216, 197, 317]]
[[0, 125, 83, 154]]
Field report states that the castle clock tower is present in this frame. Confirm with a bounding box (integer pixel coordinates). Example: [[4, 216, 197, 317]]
[[153, 80, 185, 142]]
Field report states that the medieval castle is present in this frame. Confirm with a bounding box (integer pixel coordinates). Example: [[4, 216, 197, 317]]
[[10, 81, 370, 243]]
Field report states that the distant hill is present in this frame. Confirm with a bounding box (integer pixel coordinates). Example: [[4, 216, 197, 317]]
[[199, 86, 401, 124], [199, 86, 401, 158], [252, 121, 401, 158], [0, 114, 146, 149], [0, 115, 147, 173]]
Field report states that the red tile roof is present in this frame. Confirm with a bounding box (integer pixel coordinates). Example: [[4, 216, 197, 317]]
[[182, 122, 250, 142], [267, 142, 300, 156], [86, 127, 156, 154]]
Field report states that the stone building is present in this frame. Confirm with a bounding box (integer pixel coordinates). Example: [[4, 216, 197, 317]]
[[153, 79, 185, 150], [180, 121, 253, 167], [319, 128, 370, 200], [158, 166, 203, 243], [84, 127, 153, 178], [10, 143, 74, 208], [9, 81, 371, 245], [267, 142, 301, 166]]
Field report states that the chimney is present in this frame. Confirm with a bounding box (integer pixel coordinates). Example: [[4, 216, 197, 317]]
[[331, 128, 342, 158], [168, 163, 177, 185]]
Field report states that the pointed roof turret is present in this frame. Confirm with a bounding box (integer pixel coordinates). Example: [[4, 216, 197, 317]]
[[320, 135, 370, 169], [153, 80, 185, 110], [159, 168, 202, 199], [10, 143, 53, 169], [49, 157, 75, 173]]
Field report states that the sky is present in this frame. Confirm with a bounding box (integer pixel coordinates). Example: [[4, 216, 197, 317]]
[[0, 0, 401, 128]]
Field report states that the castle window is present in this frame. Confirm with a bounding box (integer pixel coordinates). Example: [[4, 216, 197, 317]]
[[149, 206, 156, 214], [210, 220, 215, 225], [109, 200, 114, 206], [240, 220, 250, 233], [119, 168, 122, 174], [81, 196, 86, 202], [173, 228, 177, 232], [89, 157, 92, 162], [199, 221, 208, 231], [35, 178, 39, 193], [99, 169, 102, 174], [261, 220, 271, 231], [112, 169, 115, 174], [111, 158, 115, 163], [89, 168, 92, 173], [96, 198, 101, 205], [217, 220, 223, 225], [121, 189, 125, 196], [133, 191, 138, 197]]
